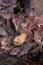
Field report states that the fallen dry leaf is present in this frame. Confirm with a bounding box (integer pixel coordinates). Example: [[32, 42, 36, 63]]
[[34, 31, 41, 43], [0, 37, 8, 49], [1, 13, 12, 19], [0, 37, 12, 51], [10, 47, 20, 56], [21, 22, 28, 28], [34, 30, 43, 44], [13, 33, 27, 46]]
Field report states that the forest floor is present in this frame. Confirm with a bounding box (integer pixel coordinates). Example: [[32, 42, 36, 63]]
[[0, 0, 43, 65]]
